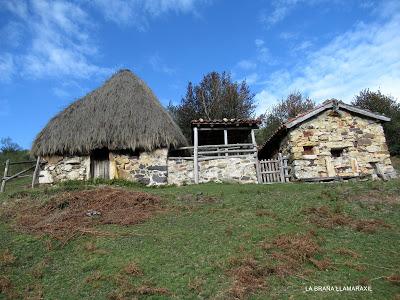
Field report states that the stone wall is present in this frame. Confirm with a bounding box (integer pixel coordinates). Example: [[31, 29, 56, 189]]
[[281, 110, 396, 180], [110, 149, 168, 186], [167, 155, 258, 185], [39, 156, 90, 184], [39, 150, 258, 186]]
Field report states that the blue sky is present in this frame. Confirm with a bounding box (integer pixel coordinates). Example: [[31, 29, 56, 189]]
[[1, 0, 399, 149]]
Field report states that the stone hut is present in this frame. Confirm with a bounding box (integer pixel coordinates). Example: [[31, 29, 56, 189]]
[[32, 69, 187, 185], [258, 100, 397, 181]]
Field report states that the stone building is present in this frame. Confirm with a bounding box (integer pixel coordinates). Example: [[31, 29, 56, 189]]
[[258, 100, 397, 181], [32, 69, 261, 186], [32, 69, 187, 185]]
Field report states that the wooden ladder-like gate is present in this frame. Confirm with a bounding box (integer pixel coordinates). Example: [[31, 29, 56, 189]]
[[258, 153, 290, 183], [0, 157, 42, 192]]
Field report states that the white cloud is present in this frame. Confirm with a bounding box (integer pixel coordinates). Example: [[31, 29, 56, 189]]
[[0, 54, 14, 83], [255, 39, 265, 47], [1, 0, 28, 18], [1, 0, 112, 81], [149, 54, 176, 75], [92, 0, 208, 28], [260, 0, 301, 27], [279, 31, 298, 40], [255, 10, 400, 114], [237, 60, 256, 70], [293, 40, 313, 52], [0, 21, 25, 48]]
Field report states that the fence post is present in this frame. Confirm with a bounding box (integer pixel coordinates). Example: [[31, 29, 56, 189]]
[[283, 156, 289, 182], [32, 156, 41, 188], [251, 129, 262, 184], [278, 153, 285, 182], [1, 159, 10, 193], [193, 127, 199, 184]]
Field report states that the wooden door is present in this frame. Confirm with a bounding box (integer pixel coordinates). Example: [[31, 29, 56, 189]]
[[90, 149, 109, 179]]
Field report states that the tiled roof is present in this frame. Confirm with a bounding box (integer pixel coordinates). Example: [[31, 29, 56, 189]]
[[191, 118, 261, 126]]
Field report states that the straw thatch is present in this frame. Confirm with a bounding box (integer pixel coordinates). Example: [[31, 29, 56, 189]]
[[32, 69, 187, 156]]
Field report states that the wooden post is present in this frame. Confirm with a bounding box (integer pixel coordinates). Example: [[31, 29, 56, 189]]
[[32, 156, 41, 188], [278, 153, 285, 182], [224, 129, 228, 156], [251, 129, 262, 184], [283, 156, 289, 182], [1, 159, 10, 193], [193, 127, 199, 184]]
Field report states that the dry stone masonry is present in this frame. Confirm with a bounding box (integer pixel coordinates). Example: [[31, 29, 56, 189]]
[[110, 149, 168, 185], [39, 156, 90, 184], [168, 155, 257, 185], [279, 110, 396, 180]]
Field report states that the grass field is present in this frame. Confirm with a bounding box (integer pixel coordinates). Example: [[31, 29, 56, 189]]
[[0, 178, 399, 299]]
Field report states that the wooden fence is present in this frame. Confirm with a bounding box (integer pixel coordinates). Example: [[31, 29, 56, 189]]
[[0, 157, 42, 192], [258, 153, 290, 183]]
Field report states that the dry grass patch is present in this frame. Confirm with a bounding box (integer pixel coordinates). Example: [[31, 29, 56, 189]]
[[188, 276, 205, 292], [136, 285, 170, 295], [304, 205, 391, 233], [335, 248, 361, 259], [0, 276, 12, 294], [0, 249, 16, 266], [226, 255, 268, 299], [309, 257, 332, 270], [4, 187, 163, 242], [123, 262, 143, 277], [386, 274, 400, 285], [268, 233, 322, 277], [354, 219, 392, 233], [255, 209, 277, 218], [0, 275, 18, 299], [349, 190, 400, 206]]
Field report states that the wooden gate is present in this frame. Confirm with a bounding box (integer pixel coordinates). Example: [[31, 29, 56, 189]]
[[1, 157, 42, 192], [258, 153, 289, 183]]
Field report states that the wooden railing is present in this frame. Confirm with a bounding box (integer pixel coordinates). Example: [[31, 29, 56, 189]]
[[1, 157, 42, 192], [169, 143, 256, 160]]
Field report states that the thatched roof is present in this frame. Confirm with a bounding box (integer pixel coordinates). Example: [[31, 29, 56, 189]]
[[32, 69, 187, 156]]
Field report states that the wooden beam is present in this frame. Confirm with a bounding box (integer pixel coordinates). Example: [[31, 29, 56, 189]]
[[8, 160, 36, 165], [198, 149, 255, 155], [251, 129, 262, 184], [278, 153, 285, 182], [176, 143, 253, 150], [4, 165, 35, 182], [198, 154, 255, 161], [0, 159, 10, 193], [224, 129, 228, 156], [197, 127, 255, 131], [193, 127, 199, 184], [32, 156, 41, 188]]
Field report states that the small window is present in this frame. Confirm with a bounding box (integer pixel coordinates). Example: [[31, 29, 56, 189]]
[[331, 148, 344, 158], [303, 146, 314, 155]]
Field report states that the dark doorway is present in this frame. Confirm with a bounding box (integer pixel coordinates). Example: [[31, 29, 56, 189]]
[[90, 148, 110, 179]]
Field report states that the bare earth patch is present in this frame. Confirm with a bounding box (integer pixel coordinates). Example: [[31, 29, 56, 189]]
[[5, 187, 164, 241]]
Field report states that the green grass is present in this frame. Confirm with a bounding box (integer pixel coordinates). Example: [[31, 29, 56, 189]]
[[1, 179, 400, 299]]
